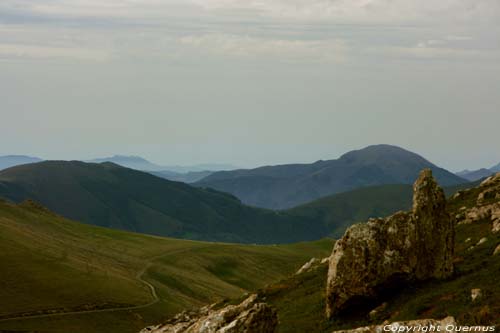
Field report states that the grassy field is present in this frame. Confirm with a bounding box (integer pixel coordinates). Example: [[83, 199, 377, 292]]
[[0, 199, 334, 333], [256, 183, 500, 333]]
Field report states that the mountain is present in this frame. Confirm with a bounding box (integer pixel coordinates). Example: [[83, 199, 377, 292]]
[[0, 155, 42, 170], [163, 163, 239, 173], [0, 161, 326, 244], [456, 168, 494, 181], [87, 156, 237, 174], [87, 155, 166, 171], [195, 145, 466, 209], [490, 162, 500, 173], [150, 170, 213, 183], [141, 171, 500, 333], [0, 198, 332, 332]]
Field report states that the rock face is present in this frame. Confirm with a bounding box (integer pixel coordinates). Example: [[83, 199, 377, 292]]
[[454, 173, 500, 234], [326, 169, 454, 318], [139, 294, 277, 333], [331, 317, 458, 333]]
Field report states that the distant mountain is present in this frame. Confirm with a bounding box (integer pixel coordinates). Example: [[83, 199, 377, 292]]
[[0, 161, 325, 244], [87, 155, 166, 172], [491, 162, 500, 173], [456, 168, 494, 181], [195, 144, 466, 209], [87, 155, 235, 180], [0, 155, 43, 170], [163, 164, 239, 173], [150, 170, 213, 183]]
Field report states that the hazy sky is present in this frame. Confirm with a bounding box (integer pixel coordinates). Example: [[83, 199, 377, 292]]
[[1, 0, 499, 171]]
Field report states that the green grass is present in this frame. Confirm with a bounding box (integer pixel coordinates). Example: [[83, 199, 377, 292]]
[[257, 186, 500, 332], [0, 199, 333, 333]]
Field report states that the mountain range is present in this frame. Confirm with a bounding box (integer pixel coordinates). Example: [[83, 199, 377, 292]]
[[0, 155, 42, 170], [0, 161, 326, 243], [0, 158, 476, 244], [196, 144, 466, 209], [87, 155, 237, 174]]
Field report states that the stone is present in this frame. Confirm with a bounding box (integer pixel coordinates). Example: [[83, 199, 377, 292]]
[[331, 317, 457, 333], [296, 258, 320, 275], [139, 294, 277, 333], [326, 169, 454, 318], [493, 244, 500, 256], [476, 237, 488, 246], [455, 202, 500, 230], [368, 302, 388, 321], [492, 219, 500, 233], [321, 257, 331, 264], [471, 289, 482, 302]]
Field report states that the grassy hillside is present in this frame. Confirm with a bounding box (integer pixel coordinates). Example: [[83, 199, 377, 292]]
[[287, 184, 413, 238], [0, 161, 327, 244], [0, 199, 333, 332], [196, 145, 466, 209], [286, 182, 477, 238], [254, 179, 500, 332]]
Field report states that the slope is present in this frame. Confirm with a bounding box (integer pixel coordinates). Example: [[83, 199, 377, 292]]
[[0, 198, 333, 333], [0, 155, 42, 170], [0, 161, 325, 244], [255, 175, 500, 333], [196, 144, 466, 209]]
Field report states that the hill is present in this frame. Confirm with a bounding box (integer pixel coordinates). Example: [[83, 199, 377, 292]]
[[195, 145, 466, 209], [0, 199, 333, 333], [286, 184, 413, 238], [490, 162, 500, 173], [87, 155, 166, 172], [240, 173, 500, 333], [0, 161, 327, 244], [150, 170, 213, 183], [0, 155, 42, 170], [456, 168, 494, 181]]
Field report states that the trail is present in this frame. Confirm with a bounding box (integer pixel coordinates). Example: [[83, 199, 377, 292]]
[[0, 247, 207, 322]]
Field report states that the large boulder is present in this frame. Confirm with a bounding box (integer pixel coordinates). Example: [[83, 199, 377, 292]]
[[326, 169, 454, 318], [139, 294, 277, 333]]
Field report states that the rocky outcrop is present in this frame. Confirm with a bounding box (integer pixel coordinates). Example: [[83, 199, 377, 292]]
[[139, 294, 277, 333], [326, 169, 454, 318], [455, 173, 500, 234], [331, 317, 458, 333], [296, 258, 320, 275]]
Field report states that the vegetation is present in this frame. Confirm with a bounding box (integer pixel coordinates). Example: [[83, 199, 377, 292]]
[[0, 161, 328, 243], [0, 199, 333, 332], [196, 144, 466, 209], [256, 181, 500, 332]]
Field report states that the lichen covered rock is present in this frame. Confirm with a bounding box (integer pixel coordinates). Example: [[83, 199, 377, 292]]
[[326, 169, 454, 318], [139, 294, 277, 333]]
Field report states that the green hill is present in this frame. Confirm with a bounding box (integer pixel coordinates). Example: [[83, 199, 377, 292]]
[[196, 145, 466, 209], [0, 161, 327, 244], [0, 198, 333, 333], [285, 182, 477, 238], [254, 176, 500, 333], [287, 184, 413, 238]]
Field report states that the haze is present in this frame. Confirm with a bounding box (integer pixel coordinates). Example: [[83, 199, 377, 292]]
[[1, 0, 499, 171]]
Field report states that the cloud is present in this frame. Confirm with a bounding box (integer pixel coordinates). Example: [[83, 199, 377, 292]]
[[178, 34, 347, 62], [0, 43, 109, 61], [190, 0, 500, 24]]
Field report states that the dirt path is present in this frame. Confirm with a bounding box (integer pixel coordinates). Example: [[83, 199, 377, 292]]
[[0, 246, 207, 322]]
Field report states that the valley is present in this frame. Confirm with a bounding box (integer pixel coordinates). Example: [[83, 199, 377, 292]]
[[0, 199, 333, 332]]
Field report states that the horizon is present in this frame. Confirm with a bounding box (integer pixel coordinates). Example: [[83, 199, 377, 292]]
[[1, 0, 499, 172], [1, 142, 499, 173]]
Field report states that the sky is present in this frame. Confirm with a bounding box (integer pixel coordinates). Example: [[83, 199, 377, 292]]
[[0, 0, 499, 171]]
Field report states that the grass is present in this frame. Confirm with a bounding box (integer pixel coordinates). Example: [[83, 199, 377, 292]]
[[257, 185, 500, 332], [0, 199, 333, 333]]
